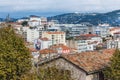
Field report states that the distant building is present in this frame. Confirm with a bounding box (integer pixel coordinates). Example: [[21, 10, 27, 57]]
[[109, 27, 120, 36], [113, 32, 120, 40], [107, 40, 120, 49], [93, 24, 109, 37], [41, 17, 47, 26], [67, 34, 102, 52], [42, 31, 66, 45], [28, 15, 41, 27], [34, 37, 52, 50], [17, 17, 29, 23], [26, 28, 39, 42]]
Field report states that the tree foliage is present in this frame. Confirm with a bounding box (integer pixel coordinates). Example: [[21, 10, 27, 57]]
[[0, 26, 32, 80], [21, 21, 28, 26], [21, 66, 73, 80], [103, 49, 120, 80]]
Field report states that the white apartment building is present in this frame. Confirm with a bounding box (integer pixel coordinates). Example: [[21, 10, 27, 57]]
[[34, 37, 52, 50], [93, 25, 109, 38], [66, 40, 94, 52], [113, 32, 120, 40], [107, 40, 120, 49], [17, 18, 29, 23], [26, 29, 39, 42], [109, 27, 120, 36], [42, 31, 66, 45], [28, 16, 41, 27]]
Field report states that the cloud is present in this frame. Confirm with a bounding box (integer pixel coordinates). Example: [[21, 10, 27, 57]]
[[0, 0, 120, 13]]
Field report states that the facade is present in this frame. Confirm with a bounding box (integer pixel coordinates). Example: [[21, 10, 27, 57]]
[[107, 40, 120, 49], [34, 37, 52, 50], [29, 48, 40, 65], [113, 32, 120, 40], [109, 27, 120, 36], [17, 18, 29, 23], [67, 40, 94, 52], [42, 31, 66, 45], [54, 23, 94, 37], [28, 16, 41, 27], [93, 24, 109, 37], [41, 17, 47, 26], [66, 34, 102, 52], [26, 28, 39, 42]]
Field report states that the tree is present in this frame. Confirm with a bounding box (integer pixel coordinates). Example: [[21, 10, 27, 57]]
[[0, 26, 32, 80], [21, 66, 73, 80], [21, 21, 28, 26], [103, 49, 120, 80]]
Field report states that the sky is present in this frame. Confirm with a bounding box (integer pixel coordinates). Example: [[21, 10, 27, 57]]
[[0, 0, 120, 18]]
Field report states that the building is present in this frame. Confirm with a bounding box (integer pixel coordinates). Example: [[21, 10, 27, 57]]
[[29, 47, 39, 65], [39, 44, 71, 58], [50, 44, 71, 54], [34, 37, 52, 50], [109, 27, 120, 36], [67, 40, 94, 52], [17, 17, 29, 23], [28, 15, 41, 27], [113, 32, 120, 40], [107, 40, 120, 49], [37, 49, 115, 80], [26, 28, 39, 42], [67, 34, 102, 52], [93, 24, 109, 37], [42, 31, 66, 45], [41, 17, 47, 26]]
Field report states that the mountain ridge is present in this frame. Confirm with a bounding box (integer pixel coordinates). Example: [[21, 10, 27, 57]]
[[48, 10, 120, 26]]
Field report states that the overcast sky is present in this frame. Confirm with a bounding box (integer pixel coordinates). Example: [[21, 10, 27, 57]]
[[0, 0, 120, 18]]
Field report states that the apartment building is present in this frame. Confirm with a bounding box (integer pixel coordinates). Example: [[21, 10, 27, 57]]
[[28, 15, 41, 27], [42, 31, 66, 45], [26, 28, 39, 42], [107, 40, 120, 49]]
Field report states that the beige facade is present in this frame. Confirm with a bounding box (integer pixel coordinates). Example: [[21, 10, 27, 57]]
[[42, 31, 66, 45]]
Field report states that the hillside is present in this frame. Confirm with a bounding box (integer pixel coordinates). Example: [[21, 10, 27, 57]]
[[48, 10, 120, 26]]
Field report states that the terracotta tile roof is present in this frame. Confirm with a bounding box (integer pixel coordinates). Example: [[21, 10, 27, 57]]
[[80, 34, 98, 37], [29, 48, 38, 52], [114, 32, 120, 34], [30, 20, 38, 22], [46, 31, 65, 34], [62, 49, 115, 73], [40, 37, 49, 41], [110, 27, 120, 31], [50, 44, 70, 50], [39, 49, 57, 54]]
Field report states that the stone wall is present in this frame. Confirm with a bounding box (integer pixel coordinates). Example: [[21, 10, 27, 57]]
[[39, 58, 89, 80]]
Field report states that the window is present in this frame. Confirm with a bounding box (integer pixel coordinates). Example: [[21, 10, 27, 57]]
[[61, 35, 63, 39], [52, 35, 54, 39]]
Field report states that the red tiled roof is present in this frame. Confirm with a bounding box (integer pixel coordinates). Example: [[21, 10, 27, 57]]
[[110, 27, 120, 31], [40, 37, 49, 41], [63, 49, 115, 73], [29, 48, 38, 52], [39, 49, 57, 54], [50, 44, 70, 50], [47, 31, 65, 34], [114, 32, 120, 34], [80, 34, 98, 37]]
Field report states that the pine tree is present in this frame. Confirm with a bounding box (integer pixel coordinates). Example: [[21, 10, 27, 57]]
[[0, 26, 32, 80], [103, 49, 120, 80]]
